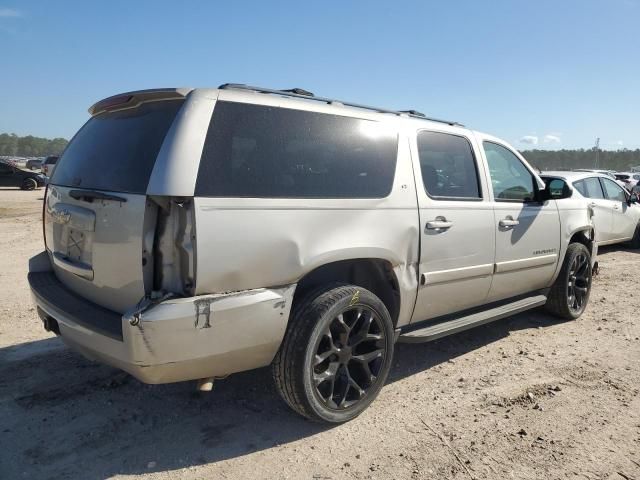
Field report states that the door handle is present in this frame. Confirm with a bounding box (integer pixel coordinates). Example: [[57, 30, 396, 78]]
[[613, 204, 620, 210], [426, 218, 453, 230], [499, 217, 520, 228], [590, 202, 597, 207]]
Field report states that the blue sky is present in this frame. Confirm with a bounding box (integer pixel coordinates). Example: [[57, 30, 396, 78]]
[[0, 0, 638, 150]]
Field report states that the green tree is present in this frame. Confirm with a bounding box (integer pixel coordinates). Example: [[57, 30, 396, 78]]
[[0, 133, 68, 157]]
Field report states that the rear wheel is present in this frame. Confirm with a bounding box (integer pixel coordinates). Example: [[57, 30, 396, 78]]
[[272, 285, 394, 423], [20, 178, 37, 190], [546, 243, 592, 319]]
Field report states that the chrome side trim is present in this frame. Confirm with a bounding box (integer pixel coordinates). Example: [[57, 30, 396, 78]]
[[424, 263, 493, 285], [495, 254, 557, 273]]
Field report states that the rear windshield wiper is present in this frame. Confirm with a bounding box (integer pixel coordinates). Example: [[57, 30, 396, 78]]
[[69, 189, 127, 203]]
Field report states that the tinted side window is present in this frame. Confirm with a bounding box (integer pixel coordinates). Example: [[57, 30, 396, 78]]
[[52, 100, 184, 194], [417, 131, 481, 199], [483, 142, 535, 202], [601, 178, 626, 202], [582, 177, 605, 199], [0, 163, 12, 173], [195, 102, 398, 198]]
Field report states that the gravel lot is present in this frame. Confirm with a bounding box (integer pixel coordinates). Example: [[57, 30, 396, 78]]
[[1, 188, 639, 480]]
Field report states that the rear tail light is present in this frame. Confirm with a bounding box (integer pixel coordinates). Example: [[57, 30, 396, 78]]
[[149, 197, 196, 297]]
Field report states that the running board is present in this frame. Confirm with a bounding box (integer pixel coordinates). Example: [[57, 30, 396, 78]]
[[398, 295, 547, 344]]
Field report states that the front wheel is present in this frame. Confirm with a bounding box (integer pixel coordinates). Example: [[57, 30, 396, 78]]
[[545, 243, 592, 319], [272, 285, 395, 423]]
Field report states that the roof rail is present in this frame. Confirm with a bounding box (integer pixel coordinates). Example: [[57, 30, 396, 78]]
[[398, 110, 426, 117], [218, 83, 463, 127]]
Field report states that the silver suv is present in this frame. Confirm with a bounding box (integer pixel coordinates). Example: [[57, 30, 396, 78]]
[[29, 84, 596, 423]]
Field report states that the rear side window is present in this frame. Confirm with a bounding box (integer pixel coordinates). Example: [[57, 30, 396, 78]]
[[417, 131, 481, 199], [51, 100, 184, 194], [195, 102, 398, 198]]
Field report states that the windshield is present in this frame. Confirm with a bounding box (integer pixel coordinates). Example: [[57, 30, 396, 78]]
[[51, 99, 184, 194]]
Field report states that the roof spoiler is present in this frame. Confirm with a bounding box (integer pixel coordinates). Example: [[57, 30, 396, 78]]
[[88, 88, 192, 116]]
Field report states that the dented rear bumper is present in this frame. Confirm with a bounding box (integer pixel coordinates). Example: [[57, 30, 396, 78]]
[[28, 251, 295, 383]]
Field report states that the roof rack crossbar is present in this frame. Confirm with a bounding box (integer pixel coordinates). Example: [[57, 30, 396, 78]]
[[218, 83, 463, 127]]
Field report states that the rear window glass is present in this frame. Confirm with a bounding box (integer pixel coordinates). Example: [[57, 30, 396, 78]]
[[51, 100, 183, 194], [195, 101, 398, 198]]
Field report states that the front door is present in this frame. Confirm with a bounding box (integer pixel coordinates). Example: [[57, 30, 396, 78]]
[[411, 129, 495, 322], [480, 140, 561, 303], [600, 177, 637, 241]]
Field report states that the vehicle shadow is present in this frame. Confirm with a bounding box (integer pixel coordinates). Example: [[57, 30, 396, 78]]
[[0, 308, 564, 479]]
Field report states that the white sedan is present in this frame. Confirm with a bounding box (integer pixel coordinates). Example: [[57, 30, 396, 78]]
[[542, 171, 640, 248]]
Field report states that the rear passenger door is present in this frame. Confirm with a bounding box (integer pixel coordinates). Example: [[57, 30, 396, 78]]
[[480, 140, 560, 303], [411, 130, 495, 322], [573, 177, 612, 243]]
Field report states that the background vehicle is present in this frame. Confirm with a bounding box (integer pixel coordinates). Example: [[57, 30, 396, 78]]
[[0, 159, 45, 190], [26, 158, 44, 170], [30, 85, 596, 423], [542, 171, 640, 248], [614, 172, 640, 191], [41, 155, 58, 177]]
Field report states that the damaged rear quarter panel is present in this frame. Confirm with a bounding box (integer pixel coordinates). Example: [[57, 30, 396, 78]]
[[193, 134, 420, 327]]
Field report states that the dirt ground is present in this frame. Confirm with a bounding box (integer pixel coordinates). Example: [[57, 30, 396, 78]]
[[1, 188, 639, 480]]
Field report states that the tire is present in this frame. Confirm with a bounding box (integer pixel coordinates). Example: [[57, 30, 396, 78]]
[[545, 243, 592, 320], [272, 284, 395, 423], [628, 223, 640, 249], [21, 178, 37, 190]]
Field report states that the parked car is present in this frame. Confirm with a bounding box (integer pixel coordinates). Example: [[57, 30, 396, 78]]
[[542, 171, 640, 248], [614, 172, 640, 191], [41, 155, 59, 177], [26, 158, 45, 170], [0, 159, 46, 190], [29, 85, 597, 423]]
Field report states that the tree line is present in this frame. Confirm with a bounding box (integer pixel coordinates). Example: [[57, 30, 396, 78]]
[[521, 148, 640, 172], [0, 133, 68, 157]]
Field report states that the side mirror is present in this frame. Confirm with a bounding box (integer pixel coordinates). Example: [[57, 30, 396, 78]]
[[540, 178, 572, 201], [629, 193, 639, 204]]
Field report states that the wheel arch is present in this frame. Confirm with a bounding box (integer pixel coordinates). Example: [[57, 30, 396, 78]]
[[293, 258, 402, 327], [568, 227, 595, 256], [550, 225, 596, 286]]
